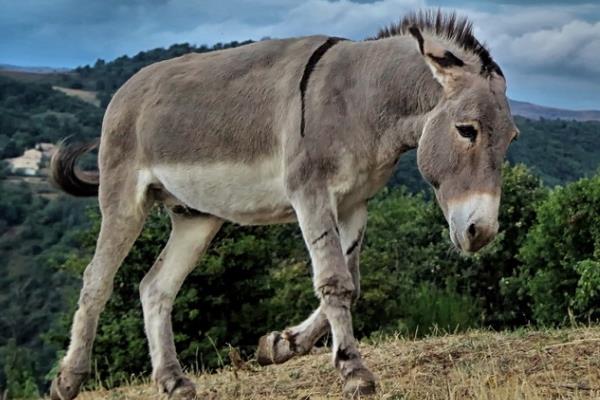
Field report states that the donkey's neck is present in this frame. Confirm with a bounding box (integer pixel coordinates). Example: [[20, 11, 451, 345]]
[[333, 37, 443, 162]]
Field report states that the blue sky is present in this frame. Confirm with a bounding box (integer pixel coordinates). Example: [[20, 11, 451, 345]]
[[1, 0, 599, 109]]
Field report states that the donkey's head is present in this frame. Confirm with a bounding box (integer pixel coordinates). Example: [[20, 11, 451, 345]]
[[408, 17, 518, 253]]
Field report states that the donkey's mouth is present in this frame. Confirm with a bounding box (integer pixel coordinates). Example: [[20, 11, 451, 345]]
[[450, 220, 498, 254], [450, 230, 464, 252]]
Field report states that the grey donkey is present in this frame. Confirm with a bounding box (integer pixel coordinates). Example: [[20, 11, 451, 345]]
[[49, 10, 519, 399]]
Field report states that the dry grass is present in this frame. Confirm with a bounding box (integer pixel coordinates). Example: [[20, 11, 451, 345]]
[[77, 327, 600, 400]]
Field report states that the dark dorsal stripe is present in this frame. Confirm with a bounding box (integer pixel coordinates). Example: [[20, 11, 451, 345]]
[[300, 37, 344, 137]]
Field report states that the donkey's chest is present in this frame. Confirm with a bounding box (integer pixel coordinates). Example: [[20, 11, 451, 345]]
[[329, 154, 397, 209]]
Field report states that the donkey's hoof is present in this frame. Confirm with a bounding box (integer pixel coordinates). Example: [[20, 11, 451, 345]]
[[256, 331, 296, 366], [158, 375, 197, 400], [169, 379, 197, 400], [342, 368, 377, 398], [50, 369, 87, 400]]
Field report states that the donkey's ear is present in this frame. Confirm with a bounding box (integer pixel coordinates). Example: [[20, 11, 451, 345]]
[[408, 26, 466, 94]]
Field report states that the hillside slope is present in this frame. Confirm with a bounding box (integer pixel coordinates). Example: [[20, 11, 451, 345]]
[[79, 327, 600, 400]]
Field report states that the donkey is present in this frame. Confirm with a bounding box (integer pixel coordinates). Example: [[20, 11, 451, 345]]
[[49, 10, 518, 399]]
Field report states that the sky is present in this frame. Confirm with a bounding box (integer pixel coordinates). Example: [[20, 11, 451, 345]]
[[1, 0, 599, 110]]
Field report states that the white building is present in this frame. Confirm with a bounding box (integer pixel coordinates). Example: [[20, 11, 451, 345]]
[[5, 143, 56, 176]]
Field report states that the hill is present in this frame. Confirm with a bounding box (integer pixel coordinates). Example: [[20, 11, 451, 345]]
[[0, 75, 103, 159], [509, 100, 600, 122], [0, 64, 69, 74], [79, 327, 600, 399]]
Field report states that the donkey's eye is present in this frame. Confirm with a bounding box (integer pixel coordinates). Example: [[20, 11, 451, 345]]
[[456, 124, 478, 142]]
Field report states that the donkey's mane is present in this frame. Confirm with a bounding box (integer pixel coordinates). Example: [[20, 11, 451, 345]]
[[376, 10, 503, 78]]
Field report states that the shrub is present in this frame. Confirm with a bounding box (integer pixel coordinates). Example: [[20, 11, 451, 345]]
[[518, 174, 600, 325]]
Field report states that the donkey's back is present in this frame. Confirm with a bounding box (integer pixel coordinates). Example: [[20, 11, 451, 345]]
[[106, 36, 329, 166]]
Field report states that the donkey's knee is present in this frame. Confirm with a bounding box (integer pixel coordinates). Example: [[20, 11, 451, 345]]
[[316, 272, 355, 306]]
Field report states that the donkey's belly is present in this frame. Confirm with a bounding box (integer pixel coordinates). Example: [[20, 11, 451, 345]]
[[150, 159, 295, 225]]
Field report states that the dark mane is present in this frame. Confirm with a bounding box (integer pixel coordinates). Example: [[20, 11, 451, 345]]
[[376, 10, 503, 77]]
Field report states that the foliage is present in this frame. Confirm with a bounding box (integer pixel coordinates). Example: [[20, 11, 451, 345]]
[[0, 76, 103, 158], [508, 117, 600, 187], [0, 181, 92, 395], [1, 339, 40, 399], [516, 174, 600, 325]]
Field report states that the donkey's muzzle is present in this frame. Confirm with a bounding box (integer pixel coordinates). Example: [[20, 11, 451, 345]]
[[447, 192, 500, 253], [451, 219, 498, 253], [463, 220, 498, 252]]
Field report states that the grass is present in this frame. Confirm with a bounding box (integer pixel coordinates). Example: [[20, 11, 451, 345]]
[[75, 327, 600, 399]]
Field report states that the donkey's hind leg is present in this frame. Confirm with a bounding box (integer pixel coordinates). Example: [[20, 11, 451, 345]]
[[140, 210, 222, 399], [256, 204, 367, 366], [51, 186, 150, 400], [256, 306, 329, 365]]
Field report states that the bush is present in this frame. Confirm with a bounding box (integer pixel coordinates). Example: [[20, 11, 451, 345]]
[[517, 174, 600, 325], [47, 164, 590, 390]]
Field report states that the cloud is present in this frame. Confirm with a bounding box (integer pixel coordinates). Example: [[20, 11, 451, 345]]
[[458, 3, 600, 107], [144, 0, 423, 47], [0, 0, 598, 108], [469, 5, 600, 77]]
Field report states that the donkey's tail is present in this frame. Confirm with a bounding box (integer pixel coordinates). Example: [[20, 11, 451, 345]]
[[50, 139, 100, 197]]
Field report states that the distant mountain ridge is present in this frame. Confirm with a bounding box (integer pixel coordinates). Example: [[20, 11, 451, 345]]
[[0, 63, 70, 74], [509, 99, 600, 122]]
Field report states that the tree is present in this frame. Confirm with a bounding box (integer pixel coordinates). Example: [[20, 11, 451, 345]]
[[517, 174, 600, 325]]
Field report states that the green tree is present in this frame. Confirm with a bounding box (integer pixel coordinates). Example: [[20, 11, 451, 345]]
[[517, 174, 600, 325]]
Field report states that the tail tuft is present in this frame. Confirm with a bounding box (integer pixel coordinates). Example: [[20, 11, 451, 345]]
[[50, 139, 100, 197]]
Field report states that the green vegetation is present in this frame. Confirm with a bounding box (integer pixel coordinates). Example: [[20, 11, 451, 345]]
[[516, 174, 600, 324], [46, 165, 600, 393], [1, 40, 599, 398], [0, 76, 102, 159], [509, 117, 600, 186]]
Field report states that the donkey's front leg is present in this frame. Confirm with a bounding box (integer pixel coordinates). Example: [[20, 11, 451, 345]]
[[256, 204, 367, 366], [293, 192, 376, 396]]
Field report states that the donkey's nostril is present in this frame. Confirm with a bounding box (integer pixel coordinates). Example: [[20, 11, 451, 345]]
[[467, 223, 477, 238]]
